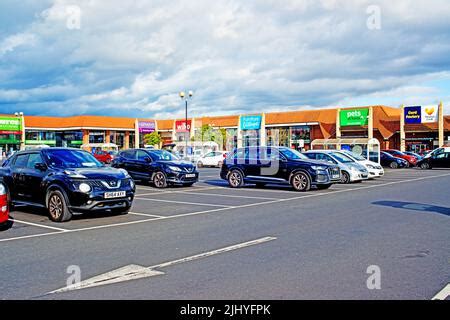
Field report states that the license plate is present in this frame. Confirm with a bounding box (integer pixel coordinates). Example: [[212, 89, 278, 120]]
[[185, 173, 196, 178], [104, 191, 126, 199]]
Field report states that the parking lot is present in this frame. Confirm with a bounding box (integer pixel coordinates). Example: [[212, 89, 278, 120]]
[[1, 167, 449, 299]]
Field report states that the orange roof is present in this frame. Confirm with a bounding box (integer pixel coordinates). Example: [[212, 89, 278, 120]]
[[157, 119, 174, 130], [24, 115, 154, 130], [196, 115, 239, 127]]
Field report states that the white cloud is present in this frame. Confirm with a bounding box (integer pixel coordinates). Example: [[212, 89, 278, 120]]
[[0, 0, 450, 117]]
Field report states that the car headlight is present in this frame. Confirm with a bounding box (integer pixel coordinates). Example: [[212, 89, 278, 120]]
[[0, 183, 6, 195], [311, 165, 327, 171], [168, 165, 182, 172], [118, 168, 131, 178], [129, 179, 135, 189], [367, 164, 375, 169], [79, 183, 91, 193]]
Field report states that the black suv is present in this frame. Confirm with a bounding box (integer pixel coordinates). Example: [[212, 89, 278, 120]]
[[112, 149, 198, 188], [220, 146, 341, 191], [0, 148, 135, 222]]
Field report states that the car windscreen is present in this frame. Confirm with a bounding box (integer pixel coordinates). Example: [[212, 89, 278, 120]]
[[44, 150, 103, 168], [279, 148, 308, 160], [343, 151, 365, 161], [149, 150, 180, 161], [330, 152, 354, 163]]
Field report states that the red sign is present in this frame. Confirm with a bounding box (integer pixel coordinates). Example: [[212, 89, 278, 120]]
[[0, 131, 22, 135], [175, 120, 192, 133]]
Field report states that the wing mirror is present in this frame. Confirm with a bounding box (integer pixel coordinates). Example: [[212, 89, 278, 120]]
[[144, 157, 152, 163], [34, 162, 47, 171]]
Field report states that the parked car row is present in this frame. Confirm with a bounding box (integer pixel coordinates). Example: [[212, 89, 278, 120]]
[[1, 145, 449, 224], [0, 147, 199, 223]]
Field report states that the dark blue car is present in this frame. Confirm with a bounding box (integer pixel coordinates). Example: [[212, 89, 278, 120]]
[[0, 148, 135, 222], [112, 149, 198, 188], [220, 146, 341, 191]]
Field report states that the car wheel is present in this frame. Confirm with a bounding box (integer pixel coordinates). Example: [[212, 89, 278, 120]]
[[153, 171, 168, 188], [290, 172, 311, 191], [390, 161, 399, 169], [47, 190, 72, 222], [317, 184, 332, 190], [420, 162, 430, 170], [340, 171, 351, 184], [197, 161, 203, 168], [228, 170, 244, 188]]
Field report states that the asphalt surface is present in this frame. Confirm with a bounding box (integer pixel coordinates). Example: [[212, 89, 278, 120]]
[[0, 167, 449, 300]]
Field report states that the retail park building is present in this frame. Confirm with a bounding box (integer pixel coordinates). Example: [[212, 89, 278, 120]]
[[1, 105, 449, 154]]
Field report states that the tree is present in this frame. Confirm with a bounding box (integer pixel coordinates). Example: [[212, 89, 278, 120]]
[[143, 132, 161, 147]]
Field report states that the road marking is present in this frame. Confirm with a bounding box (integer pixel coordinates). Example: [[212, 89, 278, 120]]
[[129, 212, 165, 218], [8, 219, 69, 232], [2, 172, 449, 243], [134, 197, 232, 208], [135, 186, 220, 197], [175, 191, 279, 200], [432, 283, 450, 300], [48, 236, 276, 294]]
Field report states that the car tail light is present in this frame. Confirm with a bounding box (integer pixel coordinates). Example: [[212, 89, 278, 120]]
[[0, 183, 9, 224]]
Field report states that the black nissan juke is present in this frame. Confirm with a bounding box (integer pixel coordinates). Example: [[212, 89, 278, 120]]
[[0, 148, 135, 222]]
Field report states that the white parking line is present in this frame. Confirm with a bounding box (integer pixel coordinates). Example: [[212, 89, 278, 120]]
[[48, 236, 277, 294], [134, 197, 233, 208], [8, 218, 69, 232], [2, 172, 449, 243], [175, 191, 279, 200], [136, 186, 221, 197], [432, 283, 450, 300], [129, 212, 166, 218]]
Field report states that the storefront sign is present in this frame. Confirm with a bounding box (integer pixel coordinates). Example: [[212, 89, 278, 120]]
[[175, 120, 192, 132], [0, 117, 22, 134], [25, 140, 56, 145], [421, 105, 438, 123], [404, 105, 438, 124], [240, 115, 262, 130], [138, 120, 156, 133], [339, 109, 369, 126], [404, 106, 421, 124]]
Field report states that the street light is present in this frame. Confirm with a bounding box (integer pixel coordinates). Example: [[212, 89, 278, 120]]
[[179, 90, 193, 159]]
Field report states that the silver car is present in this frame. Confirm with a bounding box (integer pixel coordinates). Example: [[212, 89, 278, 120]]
[[304, 150, 369, 183]]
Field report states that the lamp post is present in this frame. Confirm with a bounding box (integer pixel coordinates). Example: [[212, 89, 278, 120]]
[[14, 112, 25, 151], [179, 90, 193, 159]]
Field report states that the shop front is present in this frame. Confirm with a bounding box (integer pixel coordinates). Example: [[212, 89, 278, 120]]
[[240, 115, 262, 147], [175, 120, 192, 142], [138, 120, 156, 147], [0, 116, 22, 155], [266, 125, 311, 151]]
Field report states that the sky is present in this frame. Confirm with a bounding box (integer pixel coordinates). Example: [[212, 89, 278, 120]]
[[0, 0, 450, 119]]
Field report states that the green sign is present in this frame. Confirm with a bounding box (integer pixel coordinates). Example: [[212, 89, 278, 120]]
[[0, 138, 20, 144], [340, 108, 369, 126], [25, 140, 56, 145], [0, 116, 22, 132]]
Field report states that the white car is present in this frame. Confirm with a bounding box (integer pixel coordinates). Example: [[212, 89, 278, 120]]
[[339, 150, 384, 179], [196, 151, 228, 168]]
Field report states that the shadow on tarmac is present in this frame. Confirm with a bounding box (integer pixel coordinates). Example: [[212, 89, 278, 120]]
[[373, 200, 450, 217]]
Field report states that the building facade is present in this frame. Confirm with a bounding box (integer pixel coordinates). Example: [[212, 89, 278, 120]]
[[1, 105, 449, 156]]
